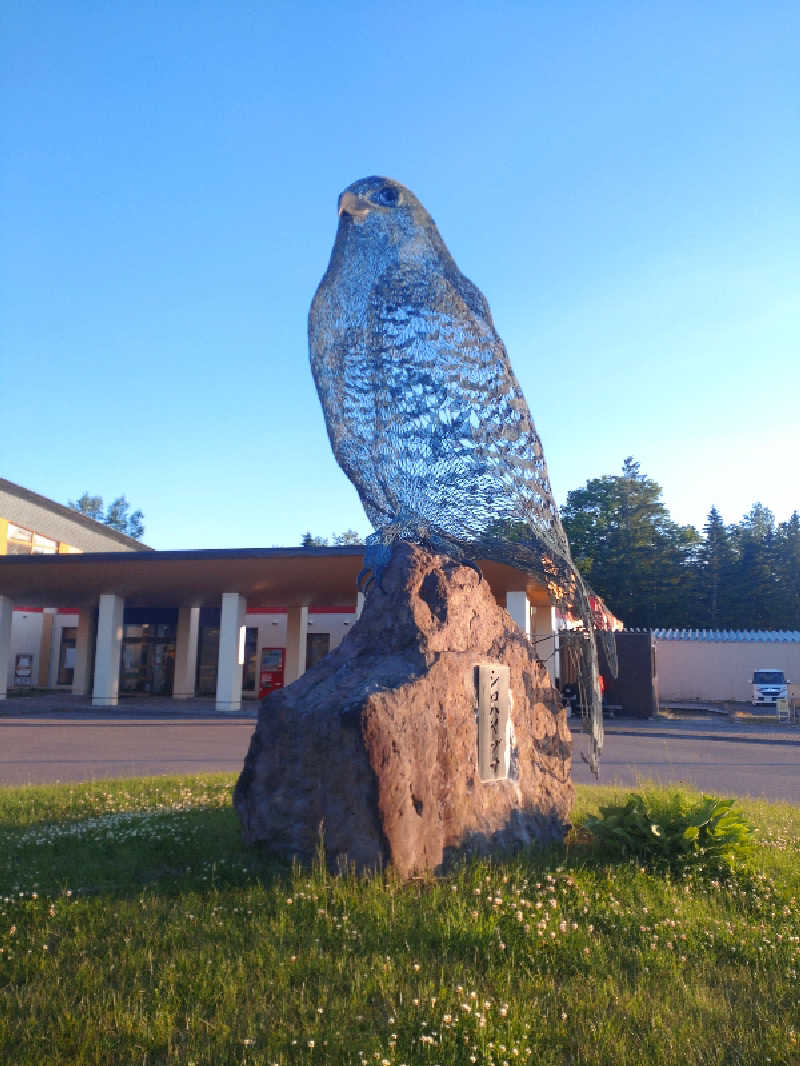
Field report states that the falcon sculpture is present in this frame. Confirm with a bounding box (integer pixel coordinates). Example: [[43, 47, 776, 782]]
[[308, 175, 609, 773]]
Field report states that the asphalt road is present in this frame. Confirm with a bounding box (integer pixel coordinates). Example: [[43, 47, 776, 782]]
[[0, 714, 257, 787], [571, 720, 800, 803], [1, 711, 799, 803]]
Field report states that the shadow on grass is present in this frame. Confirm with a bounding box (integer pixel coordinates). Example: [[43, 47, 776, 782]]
[[0, 801, 661, 905], [4, 782, 792, 909], [0, 806, 295, 901]]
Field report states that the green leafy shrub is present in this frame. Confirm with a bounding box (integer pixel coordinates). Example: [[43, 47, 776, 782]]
[[581, 791, 754, 876]]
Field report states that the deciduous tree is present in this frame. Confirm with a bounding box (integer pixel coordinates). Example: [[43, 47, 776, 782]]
[[69, 492, 145, 540]]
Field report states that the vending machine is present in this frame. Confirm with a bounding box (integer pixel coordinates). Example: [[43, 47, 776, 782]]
[[258, 647, 286, 700], [14, 653, 34, 688]]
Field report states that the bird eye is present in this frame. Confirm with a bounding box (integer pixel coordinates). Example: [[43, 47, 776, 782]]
[[376, 185, 399, 206]]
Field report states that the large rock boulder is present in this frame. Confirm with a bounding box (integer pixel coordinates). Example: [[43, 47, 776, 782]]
[[234, 543, 573, 878]]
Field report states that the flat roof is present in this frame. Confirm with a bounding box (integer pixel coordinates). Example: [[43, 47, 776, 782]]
[[0, 546, 551, 610]]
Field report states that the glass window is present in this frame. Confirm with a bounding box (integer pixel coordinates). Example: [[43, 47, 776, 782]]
[[754, 670, 785, 685], [306, 632, 331, 670], [7, 523, 32, 555], [32, 533, 57, 554], [242, 627, 258, 692], [6, 524, 60, 555], [119, 622, 176, 695], [196, 626, 220, 696], [57, 628, 77, 685]]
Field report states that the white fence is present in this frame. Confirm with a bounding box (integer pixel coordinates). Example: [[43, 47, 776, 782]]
[[652, 631, 800, 703]]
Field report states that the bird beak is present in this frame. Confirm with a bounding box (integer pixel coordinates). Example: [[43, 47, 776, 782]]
[[338, 191, 372, 219]]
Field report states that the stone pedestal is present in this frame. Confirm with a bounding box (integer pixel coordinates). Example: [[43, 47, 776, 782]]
[[234, 543, 573, 878]]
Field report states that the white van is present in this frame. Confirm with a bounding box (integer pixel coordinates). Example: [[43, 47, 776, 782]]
[[751, 669, 789, 706]]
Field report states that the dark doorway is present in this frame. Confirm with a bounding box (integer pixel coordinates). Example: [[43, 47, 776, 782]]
[[120, 622, 176, 695], [196, 624, 259, 696], [306, 631, 331, 670], [243, 627, 258, 694], [196, 625, 220, 697], [57, 627, 77, 686]]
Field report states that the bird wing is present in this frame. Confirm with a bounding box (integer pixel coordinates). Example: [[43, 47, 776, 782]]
[[361, 262, 570, 557], [309, 281, 397, 528]]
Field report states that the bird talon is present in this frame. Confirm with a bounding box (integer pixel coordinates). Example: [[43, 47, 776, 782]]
[[356, 567, 374, 594], [357, 565, 388, 595]]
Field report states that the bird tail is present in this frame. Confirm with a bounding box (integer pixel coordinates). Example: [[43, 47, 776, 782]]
[[559, 573, 617, 780]]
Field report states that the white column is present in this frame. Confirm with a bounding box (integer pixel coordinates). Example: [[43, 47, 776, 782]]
[[532, 604, 558, 685], [216, 593, 247, 712], [92, 594, 124, 707], [73, 608, 97, 696], [284, 605, 308, 684], [506, 591, 531, 640], [0, 596, 13, 699], [174, 606, 200, 699], [355, 591, 365, 619]]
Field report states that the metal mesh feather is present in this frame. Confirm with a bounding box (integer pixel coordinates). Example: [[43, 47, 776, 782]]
[[309, 176, 614, 775]]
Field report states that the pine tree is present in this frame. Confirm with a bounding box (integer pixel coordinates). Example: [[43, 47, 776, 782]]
[[693, 506, 736, 627], [773, 512, 800, 629], [729, 504, 777, 629], [561, 457, 699, 628]]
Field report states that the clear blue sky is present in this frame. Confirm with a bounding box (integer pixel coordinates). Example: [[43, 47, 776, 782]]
[[2, 2, 798, 549]]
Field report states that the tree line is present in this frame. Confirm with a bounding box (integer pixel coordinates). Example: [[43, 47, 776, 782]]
[[301, 530, 363, 547], [75, 463, 798, 631], [561, 458, 800, 631]]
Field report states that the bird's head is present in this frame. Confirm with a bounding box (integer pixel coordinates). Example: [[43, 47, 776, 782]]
[[335, 176, 434, 247], [316, 175, 478, 320], [338, 175, 416, 217]]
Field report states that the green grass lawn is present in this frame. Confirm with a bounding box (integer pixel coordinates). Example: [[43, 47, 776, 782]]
[[1, 775, 798, 1065]]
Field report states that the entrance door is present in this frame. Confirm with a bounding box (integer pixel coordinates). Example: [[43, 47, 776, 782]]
[[196, 625, 219, 696], [57, 627, 77, 686], [242, 627, 258, 694], [120, 623, 176, 695], [196, 625, 259, 697]]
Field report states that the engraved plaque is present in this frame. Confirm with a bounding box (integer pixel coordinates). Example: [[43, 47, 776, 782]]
[[477, 663, 511, 782]]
